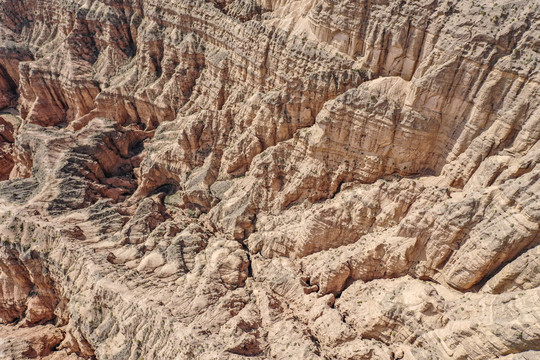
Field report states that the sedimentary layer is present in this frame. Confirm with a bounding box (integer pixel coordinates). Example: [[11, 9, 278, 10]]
[[0, 0, 539, 359]]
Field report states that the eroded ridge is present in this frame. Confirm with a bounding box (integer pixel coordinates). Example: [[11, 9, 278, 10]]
[[0, 0, 539, 359]]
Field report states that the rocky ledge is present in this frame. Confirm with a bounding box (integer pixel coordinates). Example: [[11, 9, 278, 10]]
[[0, 0, 539, 359]]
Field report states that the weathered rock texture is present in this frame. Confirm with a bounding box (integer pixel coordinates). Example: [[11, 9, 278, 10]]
[[0, 0, 539, 359]]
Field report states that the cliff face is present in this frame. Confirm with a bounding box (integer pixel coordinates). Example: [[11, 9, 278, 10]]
[[0, 0, 539, 359]]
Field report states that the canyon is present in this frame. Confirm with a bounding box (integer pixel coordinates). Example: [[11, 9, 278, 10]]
[[0, 0, 539, 359]]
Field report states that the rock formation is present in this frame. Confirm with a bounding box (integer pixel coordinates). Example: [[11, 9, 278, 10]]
[[0, 0, 539, 358]]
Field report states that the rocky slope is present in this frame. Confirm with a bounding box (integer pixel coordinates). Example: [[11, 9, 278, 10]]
[[0, 0, 539, 358]]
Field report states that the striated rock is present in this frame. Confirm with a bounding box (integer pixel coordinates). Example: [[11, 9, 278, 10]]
[[0, 0, 539, 359], [0, 27, 33, 110], [0, 110, 21, 179], [482, 246, 540, 294]]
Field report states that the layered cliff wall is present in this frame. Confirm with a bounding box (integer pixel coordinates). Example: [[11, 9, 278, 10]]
[[0, 0, 539, 359]]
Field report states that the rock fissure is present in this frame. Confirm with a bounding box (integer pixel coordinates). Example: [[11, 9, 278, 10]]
[[1, 0, 540, 358]]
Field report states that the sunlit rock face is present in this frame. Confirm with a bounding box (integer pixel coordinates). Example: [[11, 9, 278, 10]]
[[0, 0, 539, 358]]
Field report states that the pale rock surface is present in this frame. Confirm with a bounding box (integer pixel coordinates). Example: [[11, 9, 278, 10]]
[[0, 0, 539, 359]]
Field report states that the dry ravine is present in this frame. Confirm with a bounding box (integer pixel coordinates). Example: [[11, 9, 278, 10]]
[[0, 0, 539, 359]]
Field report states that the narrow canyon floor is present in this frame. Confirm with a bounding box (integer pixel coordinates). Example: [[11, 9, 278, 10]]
[[0, 0, 539, 359]]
